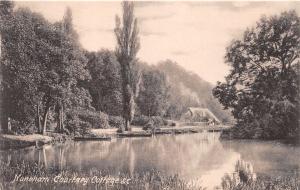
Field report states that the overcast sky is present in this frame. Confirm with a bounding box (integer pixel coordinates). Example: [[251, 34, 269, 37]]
[[16, 1, 300, 84]]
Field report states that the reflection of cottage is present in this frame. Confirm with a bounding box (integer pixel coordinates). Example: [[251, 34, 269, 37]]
[[181, 107, 220, 125]]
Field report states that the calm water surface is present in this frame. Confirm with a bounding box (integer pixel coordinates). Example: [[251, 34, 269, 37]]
[[1, 132, 300, 189]]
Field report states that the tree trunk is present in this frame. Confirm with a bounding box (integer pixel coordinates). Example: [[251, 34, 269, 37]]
[[57, 106, 61, 132], [121, 62, 133, 132], [61, 105, 64, 132], [56, 102, 65, 133], [36, 102, 41, 133], [7, 117, 11, 132], [125, 119, 131, 131], [0, 33, 5, 133], [59, 107, 64, 133], [1, 115, 8, 134], [42, 106, 50, 135], [58, 107, 62, 132], [0, 34, 5, 133]]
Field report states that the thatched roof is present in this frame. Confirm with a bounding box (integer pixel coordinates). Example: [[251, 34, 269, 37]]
[[184, 107, 220, 123]]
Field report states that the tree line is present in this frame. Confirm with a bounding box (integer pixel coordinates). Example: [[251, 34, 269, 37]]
[[0, 1, 232, 135]]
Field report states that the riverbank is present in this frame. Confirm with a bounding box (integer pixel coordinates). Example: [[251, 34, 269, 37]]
[[0, 132, 73, 150], [0, 161, 299, 190], [220, 127, 300, 143], [0, 134, 53, 149], [0, 125, 230, 149], [90, 125, 230, 138]]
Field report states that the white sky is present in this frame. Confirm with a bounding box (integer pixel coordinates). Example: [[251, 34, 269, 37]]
[[16, 1, 300, 84]]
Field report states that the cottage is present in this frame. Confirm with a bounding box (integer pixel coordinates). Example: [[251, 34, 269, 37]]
[[181, 107, 220, 125]]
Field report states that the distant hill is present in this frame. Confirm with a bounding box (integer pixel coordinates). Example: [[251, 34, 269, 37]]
[[156, 60, 234, 123]]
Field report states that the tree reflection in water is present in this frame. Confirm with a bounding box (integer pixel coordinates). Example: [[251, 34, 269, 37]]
[[1, 133, 299, 189]]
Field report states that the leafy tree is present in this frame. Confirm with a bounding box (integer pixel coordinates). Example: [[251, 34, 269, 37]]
[[0, 0, 14, 36], [0, 0, 13, 16], [53, 7, 90, 133], [0, 0, 14, 132], [1, 7, 57, 133], [213, 11, 300, 139], [114, 1, 140, 131], [136, 66, 170, 117], [38, 7, 90, 134], [0, 0, 14, 41], [1, 6, 90, 134], [85, 50, 123, 116]]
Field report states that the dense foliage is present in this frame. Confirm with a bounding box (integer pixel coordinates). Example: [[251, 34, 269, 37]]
[[85, 50, 123, 116], [1, 4, 92, 134], [136, 65, 170, 117], [0, 1, 234, 135], [213, 11, 300, 139]]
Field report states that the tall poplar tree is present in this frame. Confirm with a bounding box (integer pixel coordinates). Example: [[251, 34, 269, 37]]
[[114, 1, 140, 131]]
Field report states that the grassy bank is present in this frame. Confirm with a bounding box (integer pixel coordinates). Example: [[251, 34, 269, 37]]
[[225, 175, 300, 190], [0, 161, 203, 190], [0, 161, 299, 190], [0, 132, 73, 150], [0, 134, 53, 149]]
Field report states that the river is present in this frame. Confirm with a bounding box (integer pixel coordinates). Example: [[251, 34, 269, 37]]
[[1, 132, 299, 189]]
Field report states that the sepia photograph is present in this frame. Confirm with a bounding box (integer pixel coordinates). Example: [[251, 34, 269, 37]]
[[0, 0, 299, 189]]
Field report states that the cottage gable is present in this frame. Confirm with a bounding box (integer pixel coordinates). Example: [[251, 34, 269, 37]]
[[181, 107, 220, 123]]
